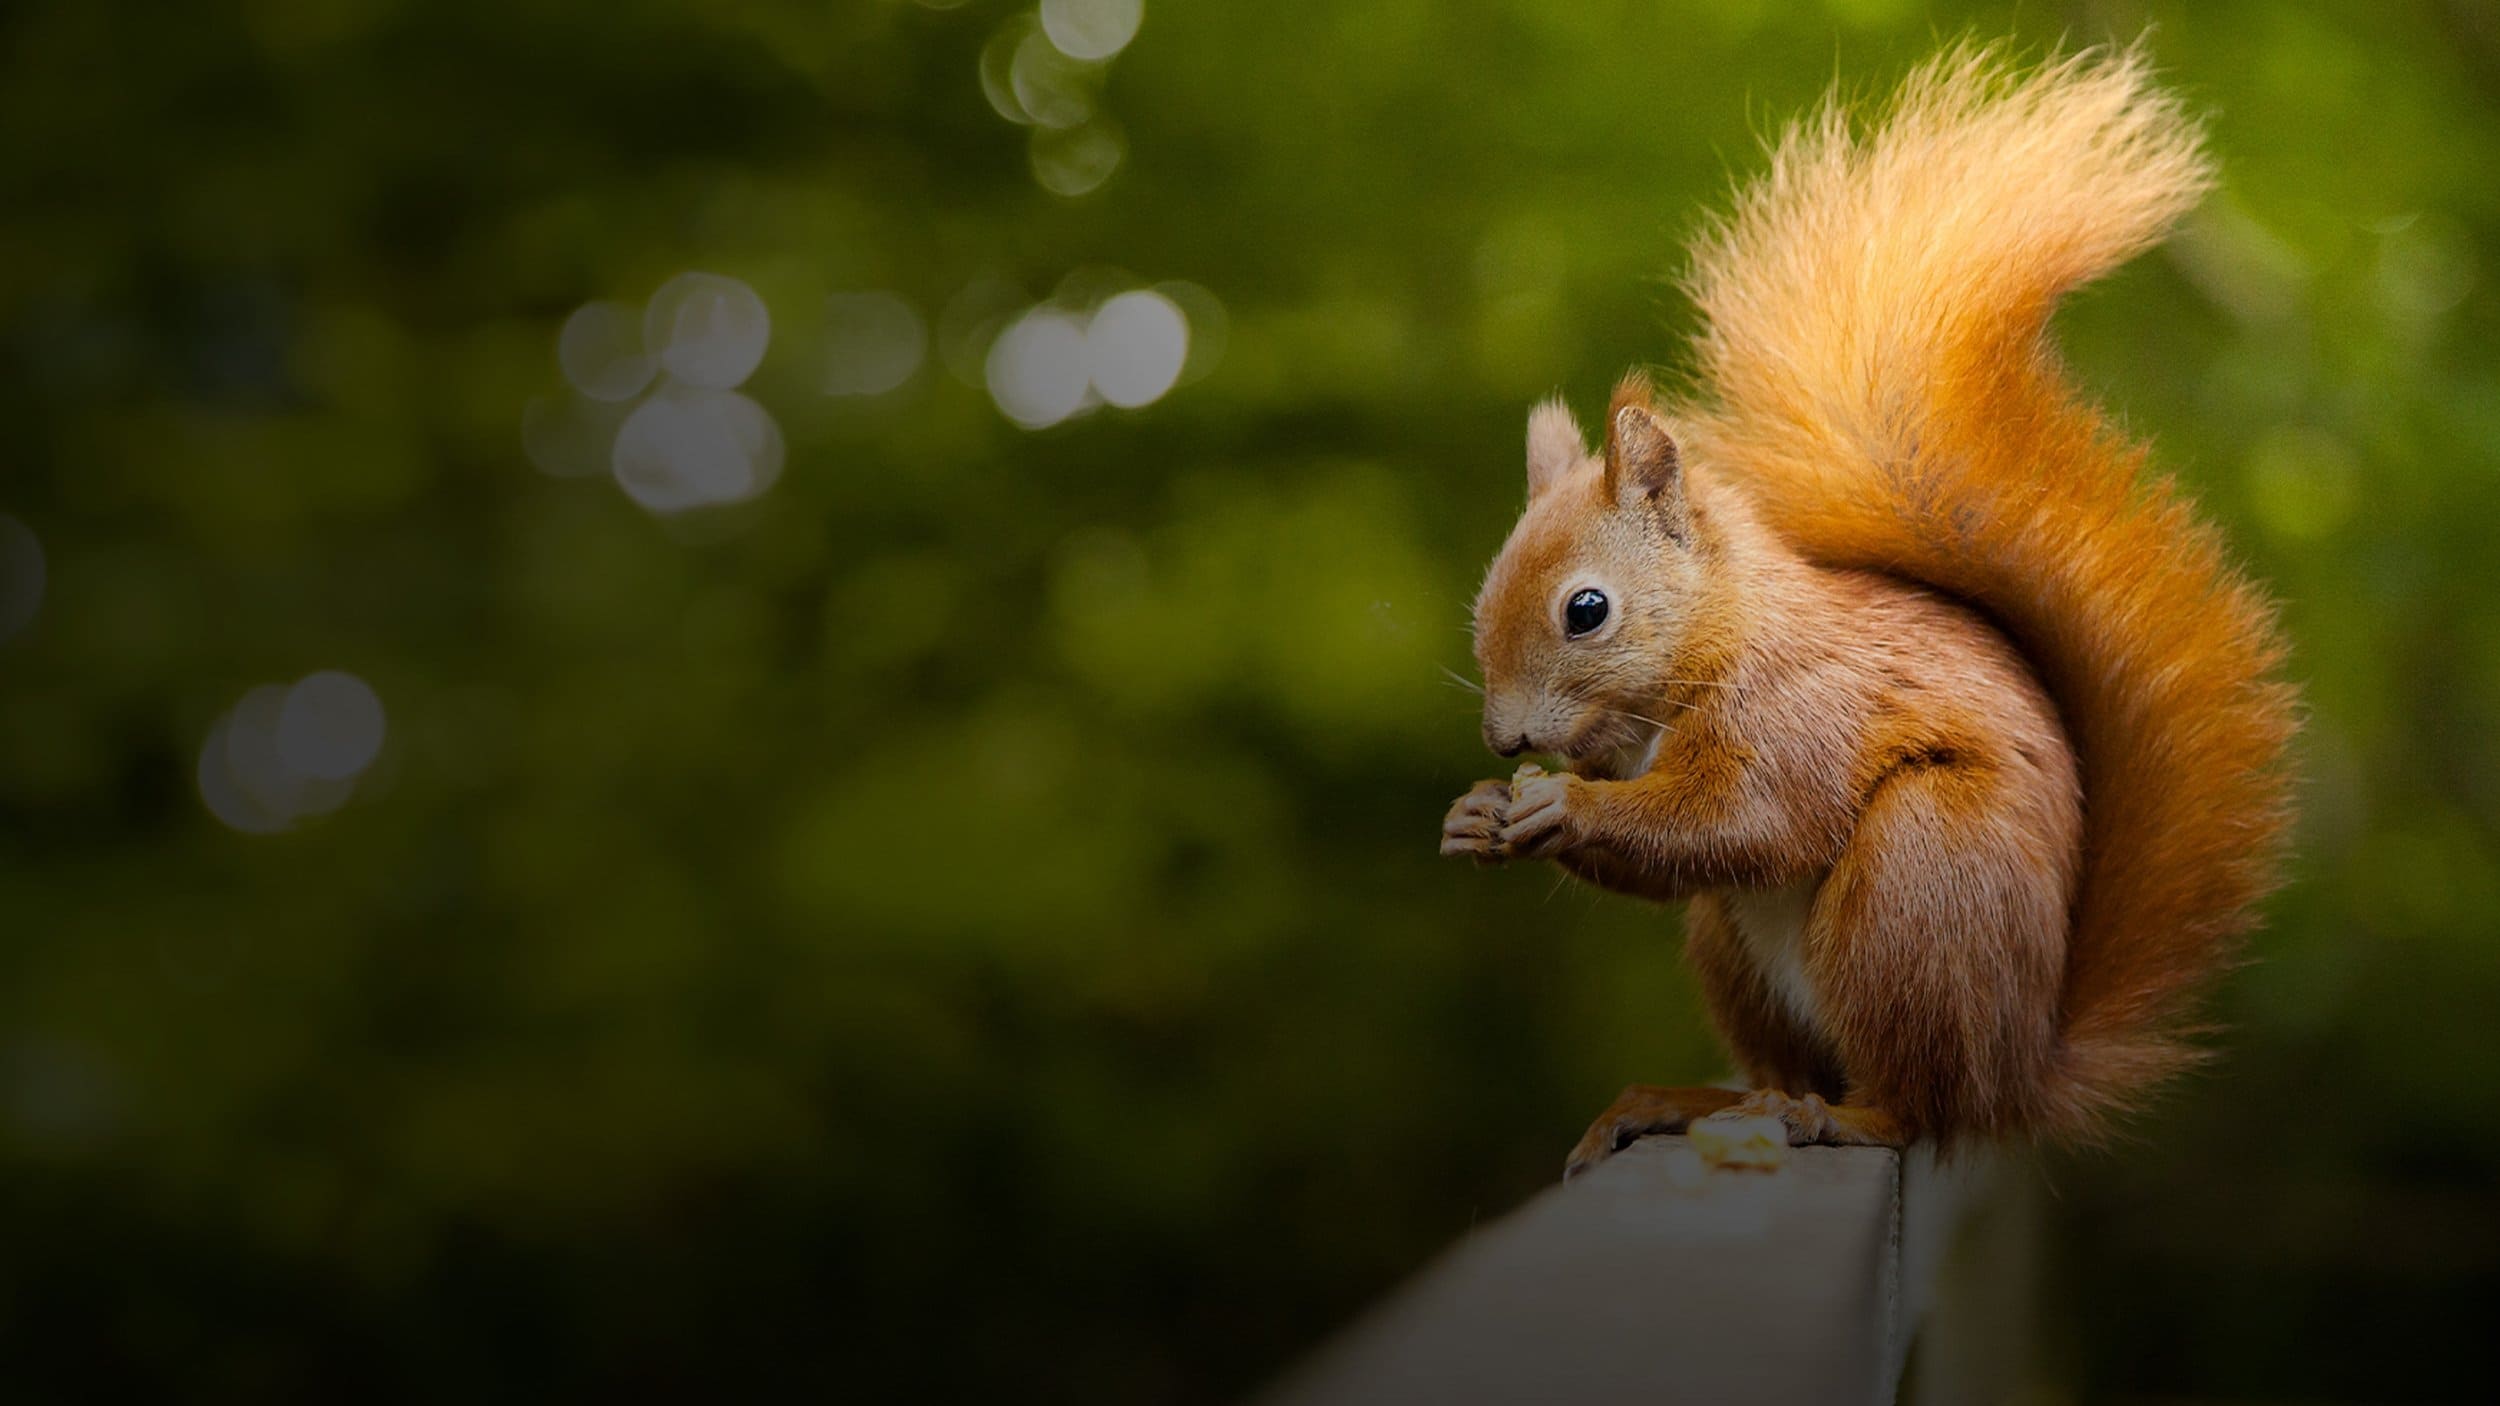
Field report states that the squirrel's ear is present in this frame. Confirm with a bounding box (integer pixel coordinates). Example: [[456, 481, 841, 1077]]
[[1605, 404, 1688, 541], [1525, 397, 1586, 497]]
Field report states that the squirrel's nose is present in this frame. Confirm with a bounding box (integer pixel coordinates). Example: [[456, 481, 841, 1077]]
[[1493, 733, 1531, 758]]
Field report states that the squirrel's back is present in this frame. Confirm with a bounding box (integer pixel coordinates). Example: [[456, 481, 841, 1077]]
[[1677, 44, 2298, 1142]]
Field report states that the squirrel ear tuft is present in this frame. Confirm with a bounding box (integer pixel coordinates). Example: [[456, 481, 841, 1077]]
[[1605, 403, 1688, 541], [1525, 397, 1585, 496]]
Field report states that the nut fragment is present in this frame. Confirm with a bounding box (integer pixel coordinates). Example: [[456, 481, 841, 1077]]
[[1687, 1114, 1790, 1171]]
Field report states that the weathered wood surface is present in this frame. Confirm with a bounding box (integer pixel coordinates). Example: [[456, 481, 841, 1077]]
[[1263, 1135, 1994, 1405]]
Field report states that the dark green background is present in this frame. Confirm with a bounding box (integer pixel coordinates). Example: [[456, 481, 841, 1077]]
[[4, 0, 2497, 1399]]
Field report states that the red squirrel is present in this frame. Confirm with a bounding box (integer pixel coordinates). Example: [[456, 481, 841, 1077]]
[[1439, 45, 2297, 1175]]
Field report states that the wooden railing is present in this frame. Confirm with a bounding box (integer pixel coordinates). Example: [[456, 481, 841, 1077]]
[[1261, 1134, 2031, 1405]]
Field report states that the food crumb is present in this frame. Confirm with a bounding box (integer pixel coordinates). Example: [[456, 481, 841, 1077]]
[[1688, 1114, 1790, 1171]]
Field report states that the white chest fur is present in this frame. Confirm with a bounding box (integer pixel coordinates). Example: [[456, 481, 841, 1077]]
[[1722, 876, 1825, 1033]]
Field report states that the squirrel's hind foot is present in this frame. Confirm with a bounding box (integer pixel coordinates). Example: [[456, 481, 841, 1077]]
[[1565, 1087, 1911, 1180], [1563, 1084, 1747, 1180], [1699, 1090, 1908, 1148]]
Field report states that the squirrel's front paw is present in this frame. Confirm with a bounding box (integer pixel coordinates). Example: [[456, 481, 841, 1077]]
[[1497, 769, 1581, 858], [1439, 779, 1513, 863]]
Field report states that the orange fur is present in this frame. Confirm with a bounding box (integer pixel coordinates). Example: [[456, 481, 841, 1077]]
[[1441, 43, 2296, 1159]]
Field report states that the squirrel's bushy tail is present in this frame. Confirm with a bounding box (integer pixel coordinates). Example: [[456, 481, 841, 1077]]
[[1683, 43, 2297, 1142]]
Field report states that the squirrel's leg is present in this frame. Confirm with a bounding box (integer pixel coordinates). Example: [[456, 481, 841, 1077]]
[[1551, 840, 1691, 902], [1497, 763, 1825, 891], [1564, 897, 1847, 1177], [1684, 892, 1849, 1098], [1686, 892, 1904, 1147], [1780, 760, 2071, 1145]]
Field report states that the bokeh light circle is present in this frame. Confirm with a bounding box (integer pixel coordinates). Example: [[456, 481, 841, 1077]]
[[1040, 0, 1142, 62], [198, 714, 289, 835], [224, 685, 303, 822], [979, 17, 1039, 125], [557, 300, 657, 402], [1010, 28, 1095, 129], [198, 675, 375, 834], [986, 311, 1092, 429], [612, 385, 784, 512], [276, 671, 388, 782], [1030, 120, 1125, 198], [644, 273, 771, 390], [1085, 289, 1188, 408]]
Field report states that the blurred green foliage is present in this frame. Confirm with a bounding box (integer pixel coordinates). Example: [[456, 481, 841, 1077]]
[[4, 0, 2499, 1399]]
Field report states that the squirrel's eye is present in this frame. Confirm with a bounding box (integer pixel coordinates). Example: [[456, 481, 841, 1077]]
[[1564, 588, 1610, 637]]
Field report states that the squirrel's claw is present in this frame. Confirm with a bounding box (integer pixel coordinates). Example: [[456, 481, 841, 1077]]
[[1439, 779, 1514, 863], [1443, 771, 1580, 861]]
